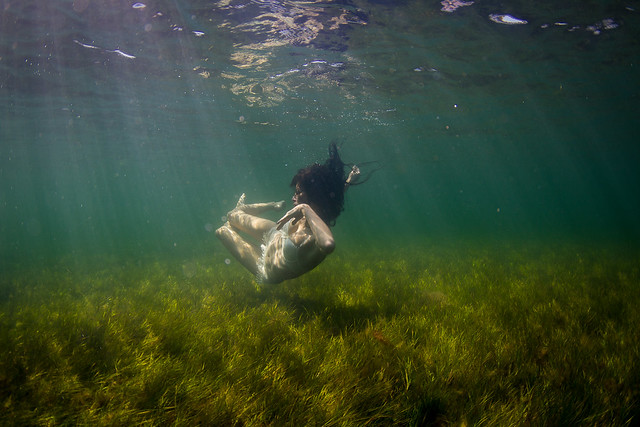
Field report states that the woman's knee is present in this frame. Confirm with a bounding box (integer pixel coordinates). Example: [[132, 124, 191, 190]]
[[227, 208, 242, 223], [215, 223, 231, 239]]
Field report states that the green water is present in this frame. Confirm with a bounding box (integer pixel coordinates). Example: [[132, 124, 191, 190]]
[[2, 0, 639, 270]]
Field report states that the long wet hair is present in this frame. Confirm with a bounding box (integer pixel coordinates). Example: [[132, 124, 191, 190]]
[[290, 143, 347, 226]]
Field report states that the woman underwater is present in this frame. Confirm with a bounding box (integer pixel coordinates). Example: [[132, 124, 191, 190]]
[[216, 143, 362, 284]]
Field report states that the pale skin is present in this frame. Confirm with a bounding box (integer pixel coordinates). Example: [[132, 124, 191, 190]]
[[215, 166, 360, 283]]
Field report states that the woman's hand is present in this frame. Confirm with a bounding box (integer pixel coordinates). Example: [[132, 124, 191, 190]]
[[346, 165, 361, 187], [276, 203, 334, 254], [276, 204, 307, 230]]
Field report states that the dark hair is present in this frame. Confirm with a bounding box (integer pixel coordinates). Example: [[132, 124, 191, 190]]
[[290, 143, 346, 225]]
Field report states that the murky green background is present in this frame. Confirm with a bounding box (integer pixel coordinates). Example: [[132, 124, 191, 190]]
[[1, 0, 639, 271]]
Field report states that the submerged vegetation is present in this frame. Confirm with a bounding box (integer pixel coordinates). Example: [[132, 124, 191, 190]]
[[1, 242, 639, 425]]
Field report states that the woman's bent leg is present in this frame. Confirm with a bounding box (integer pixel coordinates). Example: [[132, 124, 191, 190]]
[[234, 193, 285, 215], [223, 194, 282, 241], [215, 223, 261, 275], [227, 209, 276, 242]]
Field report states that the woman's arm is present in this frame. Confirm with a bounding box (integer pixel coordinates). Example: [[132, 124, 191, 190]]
[[277, 204, 335, 254]]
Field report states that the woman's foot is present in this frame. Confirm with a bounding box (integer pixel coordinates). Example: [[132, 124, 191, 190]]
[[226, 193, 246, 218], [235, 193, 246, 209]]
